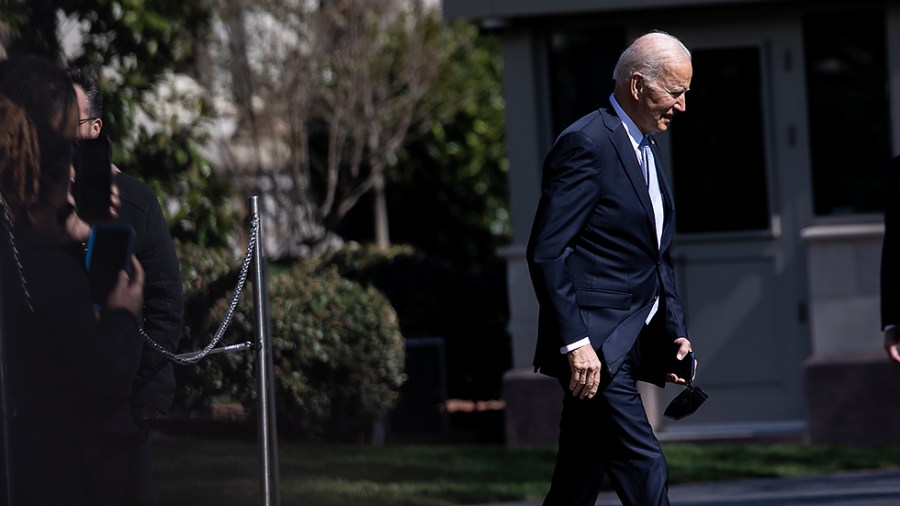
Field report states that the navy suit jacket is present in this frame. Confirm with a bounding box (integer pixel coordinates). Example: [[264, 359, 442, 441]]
[[882, 155, 900, 329], [527, 105, 688, 386]]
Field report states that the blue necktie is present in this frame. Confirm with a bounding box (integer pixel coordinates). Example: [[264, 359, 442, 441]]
[[639, 136, 664, 324], [639, 136, 664, 245]]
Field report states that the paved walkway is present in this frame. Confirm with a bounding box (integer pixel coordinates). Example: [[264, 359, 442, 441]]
[[478, 469, 900, 506]]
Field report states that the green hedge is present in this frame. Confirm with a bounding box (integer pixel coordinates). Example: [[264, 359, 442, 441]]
[[173, 240, 241, 413], [173, 243, 405, 441]]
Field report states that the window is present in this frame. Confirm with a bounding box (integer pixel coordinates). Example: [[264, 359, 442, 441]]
[[803, 9, 890, 216], [545, 26, 624, 136], [670, 47, 770, 234]]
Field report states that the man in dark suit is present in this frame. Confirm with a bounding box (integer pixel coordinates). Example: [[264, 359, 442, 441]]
[[527, 32, 696, 506], [882, 155, 899, 362]]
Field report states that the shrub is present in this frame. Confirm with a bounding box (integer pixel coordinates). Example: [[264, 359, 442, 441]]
[[172, 240, 243, 413], [172, 246, 405, 442]]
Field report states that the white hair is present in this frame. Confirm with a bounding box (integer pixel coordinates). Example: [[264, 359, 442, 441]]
[[612, 31, 691, 87]]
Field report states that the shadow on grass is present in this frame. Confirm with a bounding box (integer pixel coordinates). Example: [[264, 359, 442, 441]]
[[152, 418, 554, 506], [152, 420, 900, 506]]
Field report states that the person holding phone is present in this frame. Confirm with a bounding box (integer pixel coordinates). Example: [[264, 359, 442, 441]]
[[0, 65, 145, 505], [67, 65, 184, 506]]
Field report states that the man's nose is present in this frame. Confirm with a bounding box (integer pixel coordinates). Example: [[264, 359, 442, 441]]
[[674, 94, 686, 112]]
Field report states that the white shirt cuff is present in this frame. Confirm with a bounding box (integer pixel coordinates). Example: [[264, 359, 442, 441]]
[[560, 337, 591, 354]]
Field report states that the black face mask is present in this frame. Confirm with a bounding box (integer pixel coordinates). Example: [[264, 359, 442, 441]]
[[664, 384, 709, 421]]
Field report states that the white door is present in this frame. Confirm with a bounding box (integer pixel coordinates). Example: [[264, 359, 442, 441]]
[[634, 18, 813, 436]]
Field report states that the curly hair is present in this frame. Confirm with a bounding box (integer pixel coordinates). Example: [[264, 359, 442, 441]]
[[0, 95, 41, 222]]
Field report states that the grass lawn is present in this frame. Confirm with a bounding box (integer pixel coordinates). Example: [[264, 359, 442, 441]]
[[152, 430, 900, 506]]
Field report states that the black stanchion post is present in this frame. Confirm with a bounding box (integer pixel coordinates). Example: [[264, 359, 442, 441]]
[[250, 196, 281, 506]]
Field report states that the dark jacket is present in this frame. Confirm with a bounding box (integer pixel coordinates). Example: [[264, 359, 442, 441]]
[[1, 222, 142, 505], [882, 155, 900, 329], [99, 172, 183, 433], [526, 105, 688, 386]]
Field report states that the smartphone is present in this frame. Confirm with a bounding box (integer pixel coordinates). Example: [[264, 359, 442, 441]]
[[669, 347, 695, 381], [85, 222, 136, 308], [73, 135, 112, 223]]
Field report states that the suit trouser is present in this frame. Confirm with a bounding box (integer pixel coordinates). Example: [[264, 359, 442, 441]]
[[543, 339, 669, 506]]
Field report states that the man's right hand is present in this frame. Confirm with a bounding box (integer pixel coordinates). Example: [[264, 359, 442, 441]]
[[885, 327, 900, 363], [568, 345, 602, 399]]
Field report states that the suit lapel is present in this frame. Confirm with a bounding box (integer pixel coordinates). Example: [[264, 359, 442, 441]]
[[603, 113, 657, 247], [605, 125, 654, 225], [651, 140, 676, 251]]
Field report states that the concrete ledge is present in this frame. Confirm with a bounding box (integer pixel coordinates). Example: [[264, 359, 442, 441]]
[[658, 420, 806, 443], [503, 368, 562, 447], [805, 352, 900, 445], [800, 223, 884, 242]]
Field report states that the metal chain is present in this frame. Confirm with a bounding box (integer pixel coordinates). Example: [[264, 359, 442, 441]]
[[140, 215, 260, 365], [0, 191, 257, 365], [0, 196, 34, 313]]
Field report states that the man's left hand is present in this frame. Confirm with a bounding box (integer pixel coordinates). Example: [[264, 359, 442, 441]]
[[667, 337, 695, 385]]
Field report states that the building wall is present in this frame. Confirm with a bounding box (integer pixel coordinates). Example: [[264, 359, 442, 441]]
[[446, 0, 900, 443]]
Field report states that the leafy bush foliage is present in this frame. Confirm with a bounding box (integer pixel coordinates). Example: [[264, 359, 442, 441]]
[[3, 1, 240, 248], [173, 245, 405, 441], [172, 240, 243, 413], [126, 120, 242, 250], [325, 242, 511, 400], [384, 21, 509, 264]]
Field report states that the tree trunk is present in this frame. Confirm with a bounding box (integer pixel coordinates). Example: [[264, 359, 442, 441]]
[[222, 0, 264, 175], [373, 174, 390, 250]]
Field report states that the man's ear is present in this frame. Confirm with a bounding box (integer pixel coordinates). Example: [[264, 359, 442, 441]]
[[91, 118, 103, 139], [630, 74, 643, 100]]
